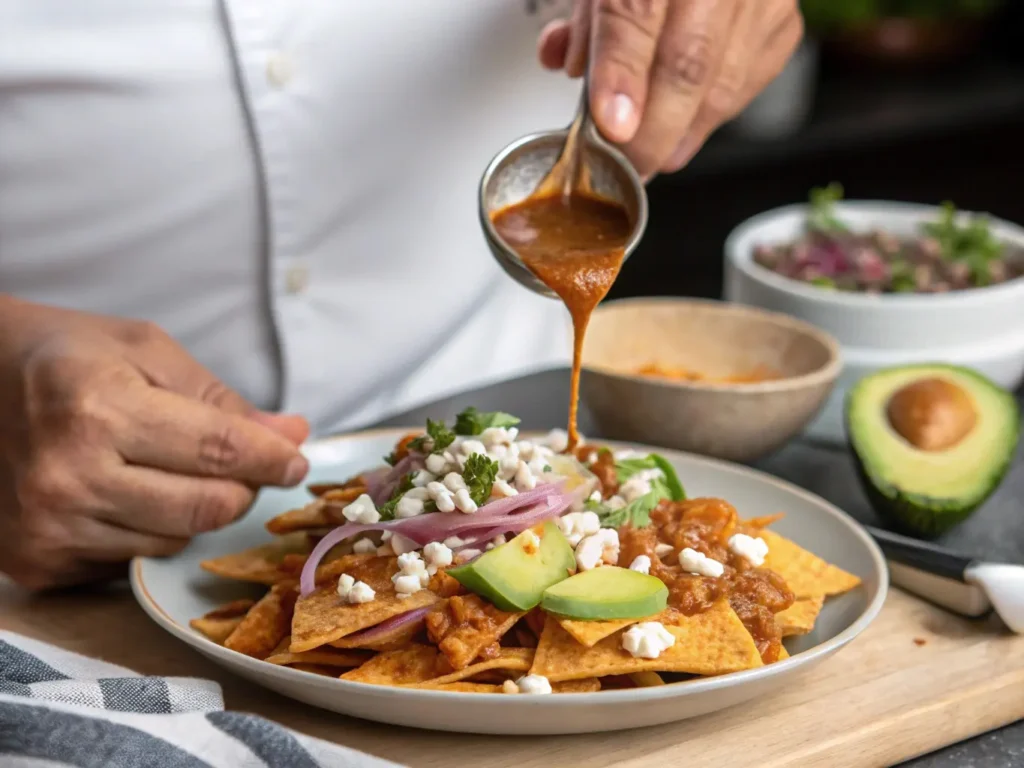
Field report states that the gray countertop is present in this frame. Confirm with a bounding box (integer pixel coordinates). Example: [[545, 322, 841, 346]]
[[375, 368, 1024, 768]]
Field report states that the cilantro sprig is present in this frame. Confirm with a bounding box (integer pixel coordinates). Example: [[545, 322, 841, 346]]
[[377, 473, 416, 521], [807, 183, 848, 234], [589, 453, 686, 530], [921, 201, 1005, 286], [408, 418, 456, 455], [462, 453, 499, 505], [454, 407, 521, 436]]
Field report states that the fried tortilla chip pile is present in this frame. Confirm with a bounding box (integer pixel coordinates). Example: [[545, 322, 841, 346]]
[[193, 432, 861, 694]]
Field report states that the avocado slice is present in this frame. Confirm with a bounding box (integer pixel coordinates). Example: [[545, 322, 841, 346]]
[[447, 522, 576, 611], [541, 566, 668, 620], [846, 363, 1020, 537]]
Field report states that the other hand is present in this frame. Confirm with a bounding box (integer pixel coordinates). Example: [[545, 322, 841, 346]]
[[0, 298, 310, 589], [538, 0, 804, 179]]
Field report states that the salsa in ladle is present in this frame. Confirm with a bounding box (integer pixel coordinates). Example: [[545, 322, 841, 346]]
[[491, 192, 632, 451]]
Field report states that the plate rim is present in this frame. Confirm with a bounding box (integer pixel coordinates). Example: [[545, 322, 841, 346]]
[[131, 427, 889, 707]]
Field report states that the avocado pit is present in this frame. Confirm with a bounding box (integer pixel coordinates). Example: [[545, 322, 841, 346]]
[[885, 377, 977, 452]]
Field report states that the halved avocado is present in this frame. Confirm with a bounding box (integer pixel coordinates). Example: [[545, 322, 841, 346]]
[[846, 363, 1020, 537]]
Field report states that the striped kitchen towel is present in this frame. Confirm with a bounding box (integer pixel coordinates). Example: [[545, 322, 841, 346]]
[[0, 631, 401, 768]]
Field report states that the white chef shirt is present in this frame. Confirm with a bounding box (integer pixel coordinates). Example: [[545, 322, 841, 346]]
[[0, 0, 576, 435]]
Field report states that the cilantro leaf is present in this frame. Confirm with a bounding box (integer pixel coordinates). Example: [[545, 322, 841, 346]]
[[454, 407, 521, 436], [589, 491, 661, 530], [648, 455, 686, 501], [462, 453, 499, 505], [377, 473, 416, 521], [408, 418, 455, 454], [614, 453, 685, 502], [807, 183, 848, 234], [921, 201, 1005, 287]]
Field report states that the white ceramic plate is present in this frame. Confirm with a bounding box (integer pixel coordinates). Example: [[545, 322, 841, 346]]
[[131, 429, 888, 735]]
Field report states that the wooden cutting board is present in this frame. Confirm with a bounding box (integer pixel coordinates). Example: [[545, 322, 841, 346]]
[[1, 583, 1022, 767]]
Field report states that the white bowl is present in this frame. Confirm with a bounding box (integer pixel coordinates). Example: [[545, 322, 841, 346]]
[[724, 201, 1024, 444]]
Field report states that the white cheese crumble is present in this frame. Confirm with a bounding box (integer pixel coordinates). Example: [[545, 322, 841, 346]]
[[654, 542, 675, 558], [353, 537, 377, 555], [426, 481, 456, 513], [621, 622, 675, 659], [392, 552, 430, 597], [424, 453, 449, 475], [588, 490, 603, 502], [575, 528, 620, 571], [341, 494, 380, 524], [605, 495, 627, 512], [481, 426, 518, 447], [485, 534, 507, 552], [492, 479, 518, 498], [728, 533, 769, 567], [390, 533, 420, 556], [460, 439, 487, 458], [395, 495, 426, 519], [454, 548, 482, 564], [337, 574, 376, 604], [453, 488, 478, 514], [544, 429, 570, 453], [510, 674, 553, 694], [411, 469, 435, 487], [514, 460, 538, 491], [443, 535, 465, 548], [555, 511, 601, 547], [422, 542, 453, 573], [679, 547, 725, 578], [629, 555, 652, 575], [619, 476, 653, 503]]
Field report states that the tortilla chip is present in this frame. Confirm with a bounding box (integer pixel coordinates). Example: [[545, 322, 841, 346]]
[[420, 682, 501, 693], [224, 582, 298, 659], [266, 641, 370, 669], [409, 648, 533, 687], [200, 533, 312, 585], [777, 645, 790, 661], [290, 557, 441, 653], [291, 663, 344, 677], [190, 616, 245, 645], [265, 488, 364, 535], [203, 599, 257, 619], [628, 671, 665, 687], [530, 600, 763, 682], [555, 678, 602, 693], [426, 594, 524, 670], [555, 611, 666, 649], [307, 477, 366, 497], [330, 611, 428, 651], [759, 531, 861, 599], [775, 596, 824, 637], [742, 513, 786, 529], [341, 645, 448, 685]]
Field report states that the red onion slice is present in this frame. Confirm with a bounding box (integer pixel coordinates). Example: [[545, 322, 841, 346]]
[[342, 604, 435, 645], [372, 453, 425, 505]]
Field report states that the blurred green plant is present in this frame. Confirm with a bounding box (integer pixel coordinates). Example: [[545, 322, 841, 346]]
[[801, 0, 1005, 30]]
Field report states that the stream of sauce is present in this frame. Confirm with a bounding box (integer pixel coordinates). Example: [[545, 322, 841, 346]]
[[492, 192, 631, 450]]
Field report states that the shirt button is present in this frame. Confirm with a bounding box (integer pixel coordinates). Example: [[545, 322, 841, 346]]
[[266, 52, 293, 87], [285, 264, 309, 295]]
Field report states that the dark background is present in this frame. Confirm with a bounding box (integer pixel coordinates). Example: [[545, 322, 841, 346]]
[[611, 2, 1024, 302]]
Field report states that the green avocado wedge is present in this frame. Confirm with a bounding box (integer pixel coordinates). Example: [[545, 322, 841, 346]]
[[846, 363, 1020, 538], [447, 522, 576, 612], [540, 566, 668, 621]]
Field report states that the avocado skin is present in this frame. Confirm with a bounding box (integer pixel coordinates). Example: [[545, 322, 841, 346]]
[[844, 365, 1020, 539]]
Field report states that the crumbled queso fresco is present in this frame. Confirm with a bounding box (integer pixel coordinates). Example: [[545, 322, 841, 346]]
[[679, 547, 725, 578], [336, 573, 375, 604], [502, 674, 553, 695], [622, 622, 675, 659], [728, 533, 769, 567]]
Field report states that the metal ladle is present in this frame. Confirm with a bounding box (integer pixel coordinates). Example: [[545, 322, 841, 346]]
[[478, 82, 649, 299]]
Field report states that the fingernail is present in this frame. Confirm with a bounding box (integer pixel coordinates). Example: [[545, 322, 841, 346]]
[[284, 456, 308, 487], [598, 93, 639, 143]]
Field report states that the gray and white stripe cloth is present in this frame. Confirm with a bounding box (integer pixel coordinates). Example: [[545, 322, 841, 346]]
[[0, 632, 401, 768]]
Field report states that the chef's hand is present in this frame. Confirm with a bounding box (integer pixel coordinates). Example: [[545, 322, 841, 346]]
[[538, 0, 804, 179], [0, 296, 310, 589]]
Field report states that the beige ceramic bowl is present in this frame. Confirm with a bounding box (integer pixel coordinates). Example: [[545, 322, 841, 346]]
[[580, 298, 842, 462]]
